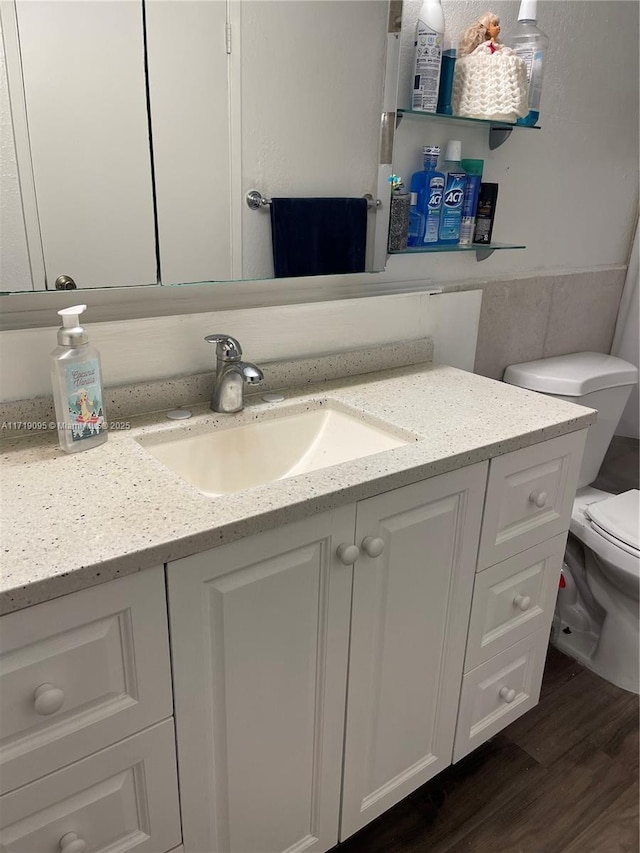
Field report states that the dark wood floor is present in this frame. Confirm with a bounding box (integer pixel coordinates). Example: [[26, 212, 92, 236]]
[[335, 647, 639, 853]]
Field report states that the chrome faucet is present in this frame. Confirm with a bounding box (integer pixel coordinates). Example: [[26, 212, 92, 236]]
[[204, 334, 264, 413]]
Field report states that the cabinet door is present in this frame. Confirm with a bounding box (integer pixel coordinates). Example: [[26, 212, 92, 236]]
[[477, 430, 586, 570], [14, 0, 156, 289], [0, 567, 173, 794], [0, 719, 181, 853], [340, 464, 487, 839], [464, 534, 566, 672], [167, 507, 356, 853], [454, 628, 548, 762]]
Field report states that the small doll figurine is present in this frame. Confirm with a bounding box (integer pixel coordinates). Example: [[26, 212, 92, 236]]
[[459, 12, 505, 56], [453, 11, 528, 122]]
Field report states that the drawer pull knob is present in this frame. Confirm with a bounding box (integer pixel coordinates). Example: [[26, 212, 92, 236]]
[[513, 594, 532, 611], [361, 536, 385, 558], [34, 683, 65, 716], [59, 833, 87, 853], [529, 490, 548, 508], [337, 544, 360, 565], [499, 686, 516, 704]]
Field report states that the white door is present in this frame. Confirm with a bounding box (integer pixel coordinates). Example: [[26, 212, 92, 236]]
[[340, 464, 487, 838], [167, 507, 356, 853], [238, 0, 387, 280], [14, 0, 157, 289], [145, 0, 233, 284]]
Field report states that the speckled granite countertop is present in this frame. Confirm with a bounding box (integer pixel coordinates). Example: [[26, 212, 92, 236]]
[[0, 362, 595, 615]]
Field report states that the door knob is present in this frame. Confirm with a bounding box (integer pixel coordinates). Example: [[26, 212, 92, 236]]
[[513, 594, 532, 611], [54, 275, 77, 290], [33, 683, 65, 716], [59, 832, 87, 853], [499, 686, 516, 704], [529, 490, 548, 508], [361, 536, 385, 558], [336, 544, 360, 565]]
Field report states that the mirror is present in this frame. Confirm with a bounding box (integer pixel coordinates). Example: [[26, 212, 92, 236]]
[[0, 0, 393, 294]]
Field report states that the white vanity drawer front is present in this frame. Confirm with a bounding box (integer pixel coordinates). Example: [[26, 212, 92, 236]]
[[465, 535, 566, 672], [477, 430, 586, 570], [0, 719, 181, 853], [453, 629, 548, 762], [0, 567, 173, 794]]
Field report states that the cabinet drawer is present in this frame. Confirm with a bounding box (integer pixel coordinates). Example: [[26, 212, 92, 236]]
[[0, 568, 173, 793], [477, 430, 586, 570], [0, 719, 181, 853], [453, 629, 548, 762], [465, 535, 566, 672]]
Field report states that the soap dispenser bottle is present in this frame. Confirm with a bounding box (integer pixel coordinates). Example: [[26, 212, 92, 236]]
[[50, 304, 107, 453]]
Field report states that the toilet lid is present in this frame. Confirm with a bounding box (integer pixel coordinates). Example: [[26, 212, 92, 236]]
[[586, 490, 640, 554]]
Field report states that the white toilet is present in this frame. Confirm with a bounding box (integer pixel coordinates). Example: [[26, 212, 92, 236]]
[[504, 352, 639, 693]]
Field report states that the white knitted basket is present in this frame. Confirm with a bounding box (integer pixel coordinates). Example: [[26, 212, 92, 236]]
[[452, 47, 528, 123]]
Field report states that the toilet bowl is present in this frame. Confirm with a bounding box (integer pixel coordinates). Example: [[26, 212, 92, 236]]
[[563, 488, 639, 692], [504, 353, 639, 693]]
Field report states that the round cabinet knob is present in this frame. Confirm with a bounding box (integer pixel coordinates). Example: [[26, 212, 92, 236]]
[[361, 536, 385, 558], [529, 490, 548, 509], [513, 593, 532, 612], [33, 683, 65, 716], [59, 833, 87, 853], [54, 275, 77, 291], [499, 686, 516, 704], [336, 544, 360, 566]]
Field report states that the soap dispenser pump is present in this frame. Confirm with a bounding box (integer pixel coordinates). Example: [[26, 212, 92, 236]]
[[50, 304, 107, 453]]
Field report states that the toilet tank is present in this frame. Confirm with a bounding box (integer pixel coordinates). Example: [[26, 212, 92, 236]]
[[504, 353, 638, 489]]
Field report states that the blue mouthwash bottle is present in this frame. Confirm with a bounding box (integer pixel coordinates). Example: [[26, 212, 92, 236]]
[[421, 146, 444, 244], [407, 146, 443, 247], [406, 149, 429, 246], [438, 140, 467, 244], [407, 191, 425, 247]]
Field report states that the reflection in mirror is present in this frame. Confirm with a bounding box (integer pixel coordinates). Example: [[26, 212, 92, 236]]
[[0, 0, 393, 294]]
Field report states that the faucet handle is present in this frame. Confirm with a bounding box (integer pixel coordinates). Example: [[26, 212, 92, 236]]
[[204, 334, 242, 362]]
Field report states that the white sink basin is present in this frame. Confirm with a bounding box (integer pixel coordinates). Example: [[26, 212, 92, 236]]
[[139, 404, 409, 497]]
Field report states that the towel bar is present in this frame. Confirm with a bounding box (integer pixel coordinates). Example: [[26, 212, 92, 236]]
[[246, 190, 381, 210]]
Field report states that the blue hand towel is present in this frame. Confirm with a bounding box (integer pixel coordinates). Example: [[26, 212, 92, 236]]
[[270, 197, 368, 278]]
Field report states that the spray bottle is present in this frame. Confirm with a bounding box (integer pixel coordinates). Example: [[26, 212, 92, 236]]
[[50, 305, 107, 453], [411, 0, 445, 113]]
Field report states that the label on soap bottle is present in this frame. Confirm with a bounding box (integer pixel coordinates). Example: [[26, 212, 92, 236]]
[[64, 359, 105, 441]]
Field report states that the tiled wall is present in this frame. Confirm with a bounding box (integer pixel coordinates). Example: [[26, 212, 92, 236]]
[[457, 268, 627, 380]]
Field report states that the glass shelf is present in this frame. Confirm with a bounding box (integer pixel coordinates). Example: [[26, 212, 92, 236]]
[[397, 109, 540, 130], [396, 110, 540, 149], [389, 242, 526, 262]]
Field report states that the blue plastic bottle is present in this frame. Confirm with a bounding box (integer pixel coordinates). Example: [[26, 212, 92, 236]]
[[407, 145, 430, 247], [406, 190, 425, 247], [438, 140, 467, 244], [407, 145, 441, 246], [420, 146, 444, 244]]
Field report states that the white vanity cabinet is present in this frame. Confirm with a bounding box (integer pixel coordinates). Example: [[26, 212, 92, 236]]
[[167, 463, 488, 852], [0, 426, 587, 853], [453, 429, 587, 760]]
